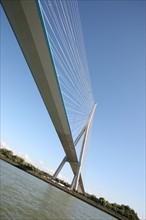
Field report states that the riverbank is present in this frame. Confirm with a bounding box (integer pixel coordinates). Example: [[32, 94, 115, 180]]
[[0, 155, 128, 220]]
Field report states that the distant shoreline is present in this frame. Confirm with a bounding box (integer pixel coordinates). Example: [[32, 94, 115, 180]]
[[0, 155, 127, 220]]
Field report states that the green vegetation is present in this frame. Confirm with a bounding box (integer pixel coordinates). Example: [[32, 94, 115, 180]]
[[84, 193, 139, 220], [0, 148, 139, 220], [0, 148, 51, 177]]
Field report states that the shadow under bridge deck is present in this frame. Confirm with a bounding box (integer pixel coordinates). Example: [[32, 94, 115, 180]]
[[1, 0, 84, 192]]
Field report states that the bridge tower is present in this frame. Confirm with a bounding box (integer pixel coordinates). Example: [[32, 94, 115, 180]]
[[52, 104, 96, 193]]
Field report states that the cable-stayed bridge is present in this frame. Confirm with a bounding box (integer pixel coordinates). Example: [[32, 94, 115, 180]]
[[2, 0, 96, 193]]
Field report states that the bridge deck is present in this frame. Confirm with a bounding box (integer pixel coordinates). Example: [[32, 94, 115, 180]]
[[2, 0, 84, 192]]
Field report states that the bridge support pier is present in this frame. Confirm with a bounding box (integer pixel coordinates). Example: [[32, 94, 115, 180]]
[[52, 156, 67, 180], [52, 104, 97, 193], [70, 131, 87, 191]]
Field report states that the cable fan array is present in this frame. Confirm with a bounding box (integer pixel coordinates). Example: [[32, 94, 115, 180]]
[[38, 0, 94, 141]]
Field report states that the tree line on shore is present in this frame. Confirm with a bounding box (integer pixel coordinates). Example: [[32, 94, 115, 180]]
[[0, 148, 139, 220]]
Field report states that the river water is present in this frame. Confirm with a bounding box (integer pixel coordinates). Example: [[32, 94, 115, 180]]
[[1, 159, 117, 220]]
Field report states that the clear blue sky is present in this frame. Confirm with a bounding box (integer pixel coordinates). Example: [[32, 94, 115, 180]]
[[1, 1, 145, 219]]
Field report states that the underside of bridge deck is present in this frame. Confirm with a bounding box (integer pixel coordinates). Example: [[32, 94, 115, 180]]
[[1, 0, 85, 193]]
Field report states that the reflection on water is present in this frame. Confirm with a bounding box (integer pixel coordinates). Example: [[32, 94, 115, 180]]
[[1, 160, 117, 220]]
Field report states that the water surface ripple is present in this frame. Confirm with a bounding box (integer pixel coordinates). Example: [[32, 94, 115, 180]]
[[1, 160, 117, 220]]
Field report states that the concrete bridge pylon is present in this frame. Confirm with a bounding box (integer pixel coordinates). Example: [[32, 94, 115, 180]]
[[52, 104, 97, 193]]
